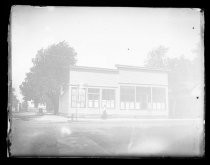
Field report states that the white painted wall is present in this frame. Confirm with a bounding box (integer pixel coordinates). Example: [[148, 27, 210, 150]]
[[66, 68, 169, 116], [70, 70, 118, 87], [70, 69, 168, 86], [119, 70, 168, 85]]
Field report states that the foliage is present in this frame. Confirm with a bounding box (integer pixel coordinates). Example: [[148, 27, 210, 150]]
[[19, 41, 77, 114], [21, 100, 28, 111], [11, 87, 19, 111], [145, 46, 169, 69], [144, 45, 203, 117], [145, 45, 201, 90]]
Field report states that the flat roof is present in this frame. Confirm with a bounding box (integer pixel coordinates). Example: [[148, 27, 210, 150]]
[[70, 65, 119, 73], [115, 64, 169, 72], [70, 65, 169, 73]]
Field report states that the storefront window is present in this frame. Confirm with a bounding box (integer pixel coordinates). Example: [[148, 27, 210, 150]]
[[102, 89, 115, 109], [136, 87, 151, 110], [88, 88, 100, 108], [120, 86, 135, 109], [71, 87, 86, 108], [152, 87, 166, 110]]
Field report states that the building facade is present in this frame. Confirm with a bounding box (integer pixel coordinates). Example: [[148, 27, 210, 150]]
[[59, 65, 169, 117]]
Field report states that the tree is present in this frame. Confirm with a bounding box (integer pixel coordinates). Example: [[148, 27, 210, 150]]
[[144, 45, 202, 117], [191, 42, 204, 85], [21, 100, 28, 111], [144, 46, 169, 69], [11, 87, 19, 111], [20, 41, 77, 114]]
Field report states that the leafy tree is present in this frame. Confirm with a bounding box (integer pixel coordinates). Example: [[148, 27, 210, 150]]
[[21, 100, 28, 111], [145, 46, 169, 69], [11, 87, 19, 111], [144, 45, 203, 117], [20, 41, 77, 114], [191, 42, 204, 85]]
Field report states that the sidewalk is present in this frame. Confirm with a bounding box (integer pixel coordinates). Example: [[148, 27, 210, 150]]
[[12, 111, 38, 116], [11, 111, 204, 124], [33, 115, 203, 125]]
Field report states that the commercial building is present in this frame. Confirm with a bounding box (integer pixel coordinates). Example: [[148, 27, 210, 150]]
[[59, 65, 169, 117]]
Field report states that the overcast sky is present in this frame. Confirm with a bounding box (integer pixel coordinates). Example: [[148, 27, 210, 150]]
[[11, 6, 202, 101]]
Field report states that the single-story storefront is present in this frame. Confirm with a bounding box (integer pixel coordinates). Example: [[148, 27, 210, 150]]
[[59, 64, 169, 117]]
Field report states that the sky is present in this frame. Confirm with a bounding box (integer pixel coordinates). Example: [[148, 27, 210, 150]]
[[11, 6, 203, 101]]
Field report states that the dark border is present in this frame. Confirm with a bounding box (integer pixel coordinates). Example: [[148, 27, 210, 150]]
[[2, 0, 207, 162]]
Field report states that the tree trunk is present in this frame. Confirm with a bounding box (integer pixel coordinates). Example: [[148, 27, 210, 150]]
[[34, 101, 39, 108], [46, 101, 52, 112], [46, 92, 59, 114], [47, 94, 59, 115], [52, 95, 59, 115], [53, 102, 59, 115]]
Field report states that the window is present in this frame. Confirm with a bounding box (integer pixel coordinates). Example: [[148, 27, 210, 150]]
[[135, 87, 151, 110], [120, 85, 166, 111], [102, 89, 115, 109], [71, 87, 86, 108], [120, 86, 135, 109], [88, 88, 100, 108], [152, 87, 166, 110]]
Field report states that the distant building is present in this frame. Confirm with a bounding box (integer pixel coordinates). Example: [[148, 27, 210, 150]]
[[25, 101, 46, 112], [59, 65, 169, 117], [28, 100, 35, 108]]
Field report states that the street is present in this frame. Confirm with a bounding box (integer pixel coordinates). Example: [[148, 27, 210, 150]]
[[9, 113, 204, 157]]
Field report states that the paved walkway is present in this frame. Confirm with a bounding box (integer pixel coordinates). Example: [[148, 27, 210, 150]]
[[12, 112, 204, 125]]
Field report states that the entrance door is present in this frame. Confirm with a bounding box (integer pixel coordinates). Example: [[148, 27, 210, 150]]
[[136, 87, 151, 110]]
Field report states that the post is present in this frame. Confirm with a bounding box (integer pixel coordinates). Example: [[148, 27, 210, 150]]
[[99, 88, 102, 114], [76, 84, 79, 121], [134, 86, 136, 110], [151, 86, 153, 110], [76, 83, 85, 121], [166, 86, 169, 115], [116, 86, 120, 112]]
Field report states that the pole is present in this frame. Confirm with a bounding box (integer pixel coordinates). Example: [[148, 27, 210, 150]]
[[76, 83, 84, 121], [76, 85, 79, 121]]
